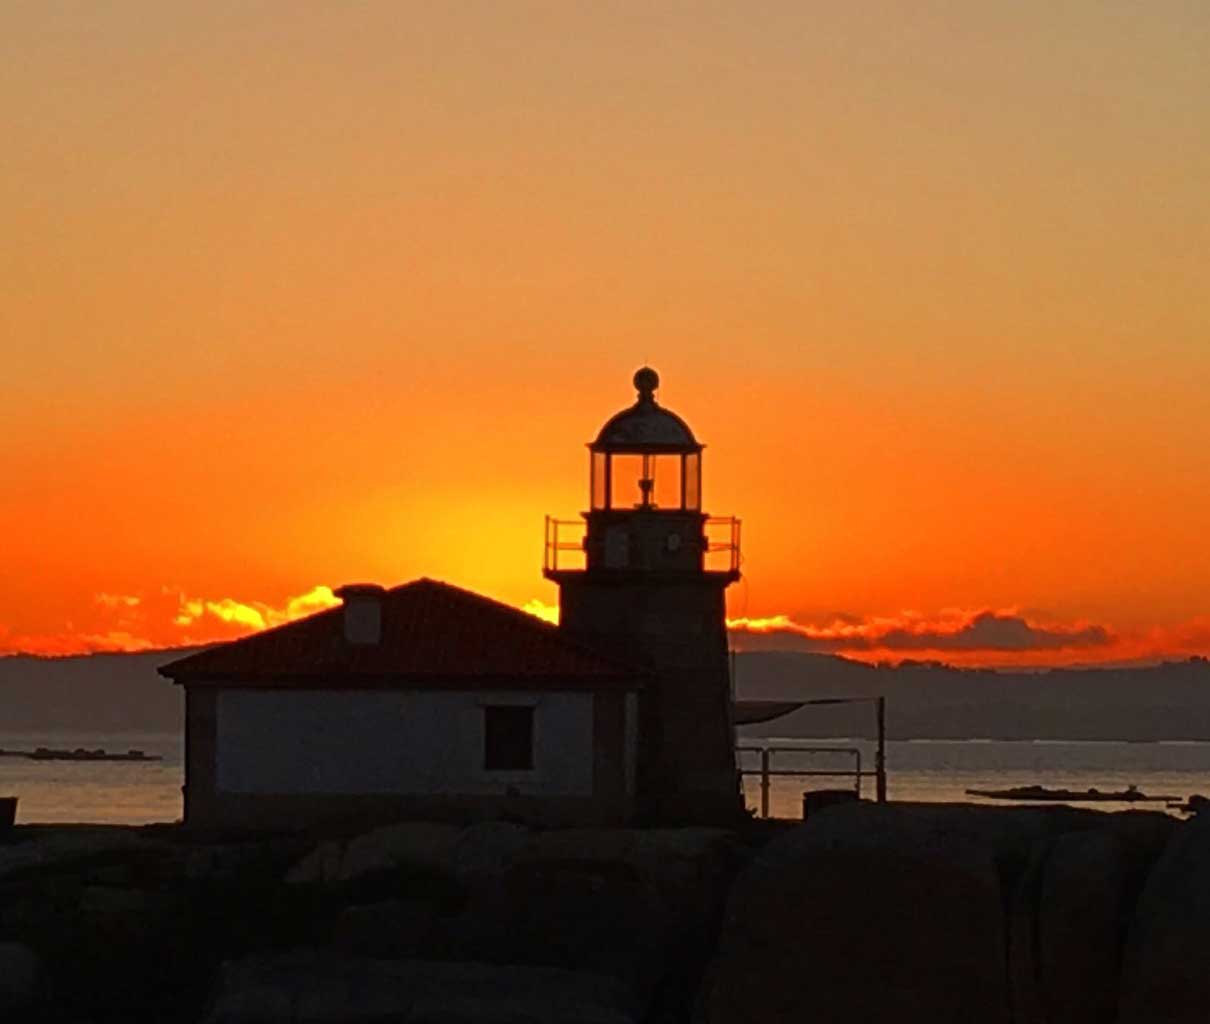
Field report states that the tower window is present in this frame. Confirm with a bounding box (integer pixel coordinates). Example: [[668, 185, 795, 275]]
[[483, 705, 535, 771]]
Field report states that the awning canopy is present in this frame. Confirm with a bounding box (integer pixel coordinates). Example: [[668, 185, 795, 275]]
[[733, 700, 806, 725], [733, 696, 878, 725]]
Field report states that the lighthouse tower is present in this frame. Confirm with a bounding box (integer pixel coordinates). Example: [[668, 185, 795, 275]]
[[544, 367, 743, 822]]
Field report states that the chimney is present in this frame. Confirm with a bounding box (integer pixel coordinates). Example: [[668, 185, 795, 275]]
[[334, 584, 385, 645]]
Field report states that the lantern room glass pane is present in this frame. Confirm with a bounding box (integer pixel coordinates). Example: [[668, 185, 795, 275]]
[[651, 454, 683, 509], [684, 452, 701, 510], [591, 451, 608, 509], [609, 454, 646, 508], [608, 453, 686, 509]]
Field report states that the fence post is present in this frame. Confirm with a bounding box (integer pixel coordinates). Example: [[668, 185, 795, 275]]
[[876, 697, 887, 803], [760, 747, 771, 819]]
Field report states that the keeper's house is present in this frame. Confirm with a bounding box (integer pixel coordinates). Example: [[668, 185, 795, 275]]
[[159, 579, 643, 830]]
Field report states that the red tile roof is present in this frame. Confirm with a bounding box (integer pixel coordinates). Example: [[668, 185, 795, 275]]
[[159, 578, 640, 689]]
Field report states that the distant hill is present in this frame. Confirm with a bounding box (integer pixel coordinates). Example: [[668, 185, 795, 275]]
[[735, 651, 1210, 742], [0, 648, 196, 733], [3, 646, 1210, 741]]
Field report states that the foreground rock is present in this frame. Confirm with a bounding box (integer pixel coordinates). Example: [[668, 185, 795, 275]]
[[1119, 813, 1210, 1022], [0, 827, 154, 881], [286, 821, 528, 884], [286, 821, 464, 883], [289, 824, 739, 1012], [699, 803, 1130, 1024], [1008, 813, 1173, 1024], [202, 952, 641, 1024], [0, 942, 41, 1015]]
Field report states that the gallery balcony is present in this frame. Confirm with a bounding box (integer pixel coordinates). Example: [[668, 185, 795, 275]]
[[543, 514, 741, 581]]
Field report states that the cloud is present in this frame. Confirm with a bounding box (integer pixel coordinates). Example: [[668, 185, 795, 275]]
[[95, 593, 140, 609], [80, 631, 158, 652], [880, 612, 1111, 652], [1, 584, 1201, 669], [170, 585, 340, 633], [1, 585, 343, 656], [521, 599, 560, 625], [728, 608, 1115, 660], [0, 624, 156, 657]]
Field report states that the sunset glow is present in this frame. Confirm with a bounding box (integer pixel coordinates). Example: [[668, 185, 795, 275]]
[[2, 3, 1207, 668]]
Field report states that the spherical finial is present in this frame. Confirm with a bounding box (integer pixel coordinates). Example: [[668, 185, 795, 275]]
[[633, 366, 659, 401]]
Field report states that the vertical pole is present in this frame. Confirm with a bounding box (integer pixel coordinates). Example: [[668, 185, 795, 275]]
[[875, 697, 887, 803], [760, 747, 771, 819]]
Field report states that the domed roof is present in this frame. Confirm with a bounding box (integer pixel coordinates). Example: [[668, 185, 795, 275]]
[[591, 367, 701, 452]]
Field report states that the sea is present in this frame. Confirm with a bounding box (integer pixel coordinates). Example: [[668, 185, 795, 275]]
[[3, 732, 1210, 824]]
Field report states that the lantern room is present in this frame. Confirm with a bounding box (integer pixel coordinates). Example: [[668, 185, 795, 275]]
[[544, 367, 739, 579], [589, 367, 702, 512]]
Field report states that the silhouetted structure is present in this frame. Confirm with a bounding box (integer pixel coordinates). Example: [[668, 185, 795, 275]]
[[545, 368, 743, 821], [161, 581, 642, 829], [162, 368, 743, 828]]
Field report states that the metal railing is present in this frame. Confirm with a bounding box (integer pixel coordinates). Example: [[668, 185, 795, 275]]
[[543, 514, 742, 574], [738, 744, 880, 819], [704, 516, 742, 573], [736, 696, 888, 818], [544, 517, 585, 572]]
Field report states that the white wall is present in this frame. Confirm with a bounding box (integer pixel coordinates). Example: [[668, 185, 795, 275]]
[[215, 689, 595, 796]]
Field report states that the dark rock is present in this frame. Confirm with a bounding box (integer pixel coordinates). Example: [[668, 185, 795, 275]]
[[186, 838, 312, 882], [79, 884, 154, 915], [1007, 838, 1050, 1024], [0, 829, 150, 881], [449, 821, 528, 878], [1009, 829, 1139, 1024], [0, 942, 41, 1014], [287, 822, 464, 884], [332, 898, 440, 958], [1036, 831, 1129, 1024], [435, 859, 658, 985], [1119, 814, 1210, 1022], [201, 951, 641, 1023], [699, 803, 1108, 1024]]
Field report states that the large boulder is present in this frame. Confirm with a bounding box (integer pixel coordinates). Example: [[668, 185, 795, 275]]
[[0, 828, 151, 881], [699, 803, 1104, 1024], [1006, 837, 1051, 1024], [433, 858, 659, 986], [1009, 831, 1130, 1024], [1037, 831, 1129, 1024], [332, 897, 441, 958], [201, 951, 641, 1023], [449, 821, 529, 878], [186, 837, 313, 882], [1119, 814, 1210, 1022], [1007, 813, 1174, 1024], [518, 827, 737, 916], [0, 943, 41, 1015], [286, 822, 463, 884], [427, 827, 739, 1008]]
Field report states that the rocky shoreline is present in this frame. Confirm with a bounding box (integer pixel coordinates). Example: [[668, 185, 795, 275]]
[[1, 804, 1206, 1022]]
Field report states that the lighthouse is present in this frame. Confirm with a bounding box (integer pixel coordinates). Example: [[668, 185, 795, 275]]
[[545, 367, 743, 822]]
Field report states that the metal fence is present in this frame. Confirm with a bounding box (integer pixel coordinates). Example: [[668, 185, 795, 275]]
[[737, 696, 888, 818]]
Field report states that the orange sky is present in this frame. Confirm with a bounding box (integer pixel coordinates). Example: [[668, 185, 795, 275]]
[[2, 3, 1208, 667]]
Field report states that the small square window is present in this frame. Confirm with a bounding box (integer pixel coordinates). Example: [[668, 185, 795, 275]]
[[483, 705, 534, 771]]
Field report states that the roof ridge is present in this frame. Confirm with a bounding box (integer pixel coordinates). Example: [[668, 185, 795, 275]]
[[159, 577, 642, 682], [392, 578, 637, 672]]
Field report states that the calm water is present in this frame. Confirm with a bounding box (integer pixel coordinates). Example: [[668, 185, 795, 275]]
[[0, 733, 183, 824], [3, 732, 1210, 823]]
